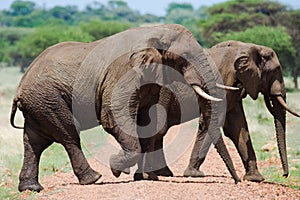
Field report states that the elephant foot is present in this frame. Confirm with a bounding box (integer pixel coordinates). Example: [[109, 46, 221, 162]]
[[183, 167, 205, 177], [243, 170, 264, 182], [110, 167, 130, 178], [123, 168, 130, 174], [154, 166, 173, 177], [78, 169, 102, 185], [18, 179, 44, 192], [110, 154, 132, 178], [134, 172, 159, 181]]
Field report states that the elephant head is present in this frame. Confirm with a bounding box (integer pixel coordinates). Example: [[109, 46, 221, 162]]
[[211, 40, 300, 177]]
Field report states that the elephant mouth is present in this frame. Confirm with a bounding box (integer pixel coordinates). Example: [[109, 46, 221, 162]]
[[264, 95, 300, 117]]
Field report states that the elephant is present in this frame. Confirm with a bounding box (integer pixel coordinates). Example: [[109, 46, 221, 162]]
[[10, 24, 240, 192], [145, 40, 299, 182], [183, 40, 300, 182]]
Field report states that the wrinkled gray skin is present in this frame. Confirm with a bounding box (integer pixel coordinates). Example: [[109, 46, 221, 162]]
[[150, 40, 298, 182], [10, 25, 239, 192]]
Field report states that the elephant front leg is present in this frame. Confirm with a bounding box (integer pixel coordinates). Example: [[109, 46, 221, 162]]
[[108, 131, 142, 178], [183, 115, 206, 177], [183, 114, 241, 183], [101, 107, 142, 178], [223, 102, 264, 182]]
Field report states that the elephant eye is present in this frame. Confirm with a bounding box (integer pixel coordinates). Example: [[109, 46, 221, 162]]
[[239, 56, 249, 66], [274, 67, 280, 73], [262, 52, 273, 61]]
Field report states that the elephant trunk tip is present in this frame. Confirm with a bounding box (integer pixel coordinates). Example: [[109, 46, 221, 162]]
[[234, 178, 241, 184]]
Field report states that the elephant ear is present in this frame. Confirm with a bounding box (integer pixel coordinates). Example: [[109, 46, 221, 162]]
[[129, 48, 166, 84], [234, 47, 261, 100], [130, 48, 162, 67]]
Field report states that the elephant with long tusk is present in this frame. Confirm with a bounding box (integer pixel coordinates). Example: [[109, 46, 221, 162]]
[[144, 40, 299, 182]]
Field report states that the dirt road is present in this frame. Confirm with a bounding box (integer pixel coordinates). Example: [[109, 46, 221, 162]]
[[21, 126, 299, 200]]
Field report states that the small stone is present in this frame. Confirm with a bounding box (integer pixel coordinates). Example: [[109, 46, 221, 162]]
[[261, 142, 276, 152]]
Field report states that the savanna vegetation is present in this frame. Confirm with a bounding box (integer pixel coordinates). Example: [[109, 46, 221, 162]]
[[0, 0, 299, 198]]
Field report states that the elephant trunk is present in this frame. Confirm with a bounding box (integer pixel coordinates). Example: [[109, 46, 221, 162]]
[[272, 97, 288, 177], [264, 95, 288, 177], [214, 135, 241, 183]]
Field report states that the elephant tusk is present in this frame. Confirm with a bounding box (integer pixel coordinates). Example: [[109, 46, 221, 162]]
[[192, 85, 222, 102], [216, 83, 240, 91], [276, 96, 300, 118]]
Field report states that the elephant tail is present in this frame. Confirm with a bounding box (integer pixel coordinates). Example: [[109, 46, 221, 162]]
[[10, 97, 23, 129]]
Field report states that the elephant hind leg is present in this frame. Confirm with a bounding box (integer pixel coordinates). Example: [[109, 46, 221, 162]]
[[50, 111, 101, 185], [34, 99, 101, 185], [18, 121, 53, 192]]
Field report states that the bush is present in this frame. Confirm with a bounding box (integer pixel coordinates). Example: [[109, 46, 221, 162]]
[[0, 27, 33, 65], [79, 19, 132, 40], [15, 25, 93, 70]]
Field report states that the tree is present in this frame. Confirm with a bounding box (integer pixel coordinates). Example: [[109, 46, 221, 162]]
[[0, 27, 33, 65], [139, 14, 161, 23], [278, 10, 300, 89], [164, 3, 205, 43], [84, 2, 106, 16], [79, 19, 132, 40], [0, 0, 162, 69], [165, 3, 194, 24], [48, 6, 79, 25], [166, 3, 193, 14], [15, 25, 93, 71], [199, 0, 286, 46], [106, 0, 139, 22], [10, 0, 36, 16], [165, 6, 195, 24]]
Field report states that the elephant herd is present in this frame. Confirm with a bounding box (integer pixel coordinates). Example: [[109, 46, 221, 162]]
[[10, 24, 299, 192]]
